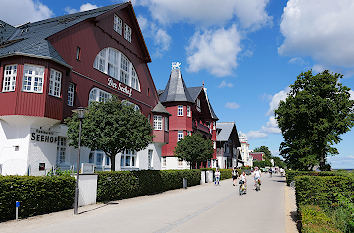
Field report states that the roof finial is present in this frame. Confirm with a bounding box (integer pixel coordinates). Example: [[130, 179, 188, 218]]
[[202, 80, 205, 87], [172, 62, 181, 70]]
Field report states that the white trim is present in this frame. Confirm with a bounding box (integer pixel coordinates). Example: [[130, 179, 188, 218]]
[[22, 64, 44, 93], [67, 83, 75, 106], [124, 23, 132, 42], [153, 115, 162, 130], [114, 14, 122, 35], [177, 105, 183, 116], [2, 64, 17, 92], [49, 69, 62, 98]]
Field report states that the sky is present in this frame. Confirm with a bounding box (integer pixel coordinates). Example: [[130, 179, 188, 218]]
[[1, 0, 353, 169]]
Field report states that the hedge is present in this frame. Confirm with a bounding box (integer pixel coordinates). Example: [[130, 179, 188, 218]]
[[286, 170, 340, 186], [0, 176, 75, 222], [97, 169, 200, 202], [219, 169, 232, 180]]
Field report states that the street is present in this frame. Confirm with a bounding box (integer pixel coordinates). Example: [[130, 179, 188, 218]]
[[0, 175, 291, 233]]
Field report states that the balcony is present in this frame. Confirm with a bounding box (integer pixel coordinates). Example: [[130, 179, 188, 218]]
[[193, 121, 211, 134]]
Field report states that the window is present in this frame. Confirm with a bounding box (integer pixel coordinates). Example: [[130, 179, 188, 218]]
[[178, 131, 184, 141], [121, 150, 137, 168], [196, 98, 201, 112], [114, 14, 122, 35], [22, 64, 44, 93], [162, 157, 166, 167], [148, 149, 153, 169], [93, 48, 140, 91], [187, 106, 191, 117], [2, 65, 17, 92], [89, 152, 94, 163], [89, 88, 111, 105], [164, 117, 169, 131], [187, 131, 192, 136], [67, 83, 75, 106], [178, 158, 183, 167], [153, 115, 162, 130], [105, 156, 110, 166], [76, 47, 81, 61], [178, 105, 183, 116], [122, 100, 140, 111], [49, 69, 62, 97], [56, 137, 66, 165], [96, 152, 103, 166], [124, 23, 131, 42]]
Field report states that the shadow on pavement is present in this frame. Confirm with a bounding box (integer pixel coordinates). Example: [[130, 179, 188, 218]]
[[79, 201, 119, 215]]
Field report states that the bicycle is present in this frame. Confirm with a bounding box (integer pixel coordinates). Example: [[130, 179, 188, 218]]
[[255, 178, 261, 191], [239, 180, 246, 195]]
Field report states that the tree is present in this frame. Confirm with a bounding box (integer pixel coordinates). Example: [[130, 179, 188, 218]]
[[253, 146, 272, 160], [253, 160, 272, 168], [174, 133, 214, 169], [275, 70, 354, 170], [66, 97, 153, 171]]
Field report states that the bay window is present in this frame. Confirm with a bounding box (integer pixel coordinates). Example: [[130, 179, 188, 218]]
[[49, 69, 62, 97], [154, 115, 162, 130], [178, 131, 184, 141], [178, 105, 183, 116], [22, 64, 44, 93], [2, 65, 17, 92], [67, 83, 75, 106]]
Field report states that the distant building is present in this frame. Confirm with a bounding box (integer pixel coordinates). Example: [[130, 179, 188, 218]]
[[250, 152, 265, 161], [215, 122, 241, 169], [238, 133, 252, 167]]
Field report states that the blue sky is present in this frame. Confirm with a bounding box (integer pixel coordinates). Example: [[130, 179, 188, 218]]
[[1, 0, 353, 168]]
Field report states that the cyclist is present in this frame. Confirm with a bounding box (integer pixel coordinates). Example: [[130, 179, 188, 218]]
[[232, 167, 239, 186], [239, 171, 247, 193], [254, 167, 261, 188]]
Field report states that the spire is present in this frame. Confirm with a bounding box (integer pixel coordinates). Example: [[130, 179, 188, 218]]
[[159, 62, 194, 104]]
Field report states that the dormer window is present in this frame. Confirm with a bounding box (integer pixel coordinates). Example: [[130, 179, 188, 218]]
[[114, 14, 122, 35], [124, 23, 131, 42], [196, 98, 201, 112]]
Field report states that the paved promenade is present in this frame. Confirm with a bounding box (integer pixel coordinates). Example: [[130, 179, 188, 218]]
[[0, 174, 296, 233]]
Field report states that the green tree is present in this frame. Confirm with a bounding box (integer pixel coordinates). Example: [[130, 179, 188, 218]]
[[65, 97, 153, 171], [174, 133, 214, 169], [253, 146, 272, 159], [275, 70, 354, 170], [253, 160, 272, 168]]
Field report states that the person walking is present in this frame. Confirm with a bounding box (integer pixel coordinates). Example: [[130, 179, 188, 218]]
[[254, 167, 261, 188], [215, 168, 221, 185], [232, 167, 239, 186]]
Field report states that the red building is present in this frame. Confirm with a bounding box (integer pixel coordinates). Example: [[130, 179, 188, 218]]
[[0, 3, 169, 175], [250, 152, 265, 161], [158, 63, 218, 169]]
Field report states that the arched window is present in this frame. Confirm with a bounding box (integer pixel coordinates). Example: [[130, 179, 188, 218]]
[[122, 100, 141, 112], [93, 47, 141, 91], [89, 88, 111, 105]]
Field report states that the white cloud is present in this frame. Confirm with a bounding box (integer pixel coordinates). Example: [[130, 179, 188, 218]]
[[0, 0, 53, 26], [186, 25, 241, 77], [136, 0, 271, 29], [288, 57, 305, 65], [349, 90, 354, 100], [267, 87, 290, 116], [65, 3, 98, 14], [225, 102, 240, 109], [327, 155, 354, 169], [247, 131, 267, 139], [279, 0, 354, 68], [312, 64, 325, 73], [218, 81, 234, 88], [261, 116, 281, 134], [137, 15, 171, 57]]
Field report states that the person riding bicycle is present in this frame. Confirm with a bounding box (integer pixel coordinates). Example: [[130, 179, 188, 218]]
[[254, 167, 261, 187], [239, 171, 247, 188], [232, 167, 239, 186]]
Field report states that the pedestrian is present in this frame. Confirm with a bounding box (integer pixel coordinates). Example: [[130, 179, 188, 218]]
[[215, 168, 221, 185], [232, 167, 238, 186]]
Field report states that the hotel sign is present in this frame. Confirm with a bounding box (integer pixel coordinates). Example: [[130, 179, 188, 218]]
[[108, 78, 132, 97], [30, 129, 58, 143]]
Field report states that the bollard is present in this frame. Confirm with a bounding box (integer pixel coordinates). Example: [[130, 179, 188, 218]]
[[16, 201, 20, 220], [183, 178, 187, 189]]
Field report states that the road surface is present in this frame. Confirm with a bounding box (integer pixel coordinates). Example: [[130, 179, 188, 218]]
[[0, 174, 292, 233]]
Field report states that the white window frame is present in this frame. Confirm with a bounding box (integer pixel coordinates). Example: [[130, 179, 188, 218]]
[[196, 98, 201, 112], [93, 48, 141, 91], [2, 64, 17, 92], [162, 157, 167, 167], [164, 117, 169, 132], [178, 131, 184, 141], [187, 106, 191, 117], [67, 83, 75, 106], [89, 88, 111, 105], [49, 69, 62, 97], [22, 64, 44, 93], [113, 14, 122, 35], [56, 137, 66, 165], [148, 149, 153, 169], [120, 150, 137, 168], [124, 23, 131, 42], [153, 115, 162, 130], [178, 158, 183, 167], [178, 105, 183, 116]]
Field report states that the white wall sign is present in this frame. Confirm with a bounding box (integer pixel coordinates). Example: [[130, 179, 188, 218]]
[[107, 78, 132, 97], [30, 129, 58, 143]]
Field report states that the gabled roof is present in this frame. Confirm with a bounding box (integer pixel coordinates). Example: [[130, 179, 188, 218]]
[[151, 102, 171, 115], [159, 68, 194, 103], [0, 3, 138, 67], [216, 122, 235, 141], [188, 86, 203, 101]]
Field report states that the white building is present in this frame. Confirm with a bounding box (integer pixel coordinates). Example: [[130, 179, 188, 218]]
[[238, 133, 253, 167]]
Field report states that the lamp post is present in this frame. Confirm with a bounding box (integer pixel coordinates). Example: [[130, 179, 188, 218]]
[[72, 107, 86, 215]]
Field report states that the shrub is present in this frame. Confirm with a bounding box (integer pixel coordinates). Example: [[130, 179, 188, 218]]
[[294, 175, 353, 208], [300, 205, 341, 233], [285, 170, 342, 186], [0, 176, 75, 222], [219, 169, 232, 180], [97, 169, 201, 202]]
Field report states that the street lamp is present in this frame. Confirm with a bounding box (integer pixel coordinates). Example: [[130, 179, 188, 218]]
[[72, 107, 86, 215]]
